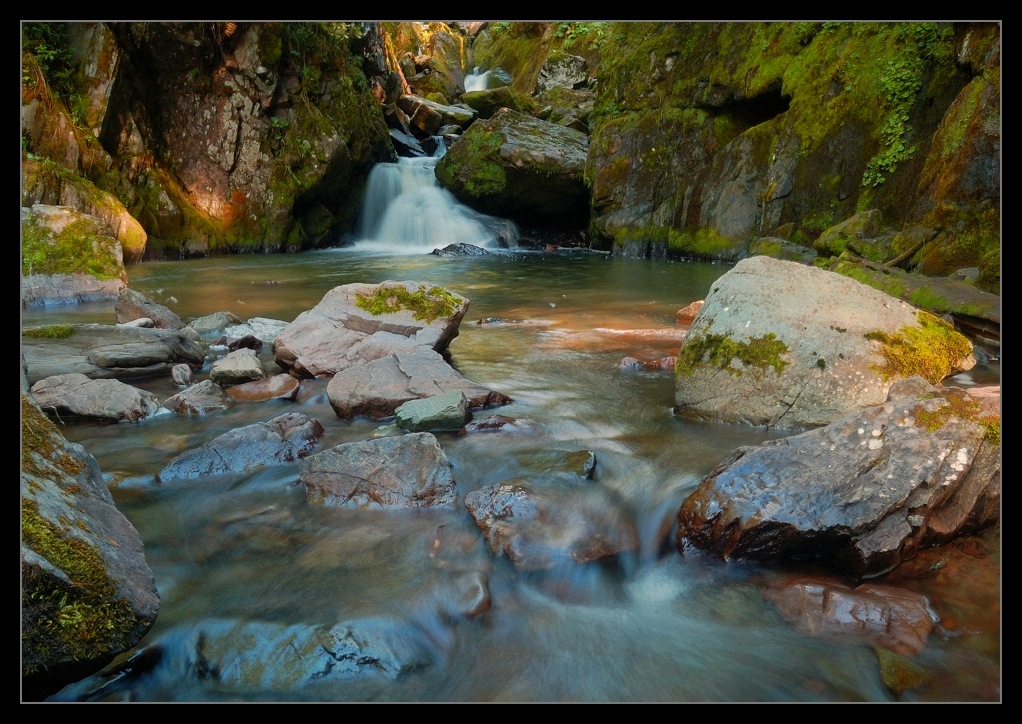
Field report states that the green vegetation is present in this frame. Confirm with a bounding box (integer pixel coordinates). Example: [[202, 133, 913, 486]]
[[23, 324, 75, 339], [355, 284, 460, 323], [22, 22, 86, 127], [22, 212, 123, 280], [676, 332, 790, 377], [864, 311, 973, 384]]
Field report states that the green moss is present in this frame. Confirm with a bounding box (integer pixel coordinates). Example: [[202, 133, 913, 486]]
[[665, 228, 742, 260], [864, 311, 973, 384], [22, 324, 75, 339], [355, 284, 460, 323], [909, 387, 1000, 445], [21, 396, 143, 675], [677, 332, 790, 377], [22, 212, 123, 280], [22, 497, 138, 675]]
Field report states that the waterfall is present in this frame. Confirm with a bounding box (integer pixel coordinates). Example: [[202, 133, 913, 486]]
[[353, 143, 520, 255], [464, 67, 490, 92]]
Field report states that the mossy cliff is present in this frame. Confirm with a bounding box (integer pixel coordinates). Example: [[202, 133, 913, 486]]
[[585, 22, 999, 268]]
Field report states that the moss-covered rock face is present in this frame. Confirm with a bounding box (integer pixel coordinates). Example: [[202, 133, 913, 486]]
[[584, 22, 998, 269], [676, 332, 790, 377]]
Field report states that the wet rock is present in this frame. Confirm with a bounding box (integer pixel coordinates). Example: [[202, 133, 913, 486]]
[[156, 412, 324, 482], [300, 432, 459, 510], [209, 348, 267, 387], [225, 374, 301, 402], [395, 389, 471, 432], [115, 287, 184, 330], [162, 379, 232, 415], [464, 478, 639, 571], [676, 380, 1000, 577]]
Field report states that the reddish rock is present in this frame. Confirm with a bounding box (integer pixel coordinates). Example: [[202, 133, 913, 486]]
[[227, 374, 301, 402]]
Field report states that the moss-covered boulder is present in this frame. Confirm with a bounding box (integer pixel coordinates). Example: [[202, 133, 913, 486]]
[[21, 395, 160, 700], [435, 108, 589, 227], [674, 256, 975, 429], [21, 204, 128, 306]]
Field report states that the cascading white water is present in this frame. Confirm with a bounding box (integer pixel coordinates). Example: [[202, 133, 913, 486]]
[[354, 142, 519, 254], [464, 67, 490, 92]]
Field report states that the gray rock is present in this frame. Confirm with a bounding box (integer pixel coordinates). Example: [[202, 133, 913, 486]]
[[115, 287, 185, 329], [22, 323, 206, 386], [326, 348, 510, 420], [676, 381, 1000, 578], [171, 363, 194, 386], [209, 348, 267, 387], [30, 373, 162, 423], [156, 412, 324, 482], [395, 390, 470, 432], [49, 616, 436, 700], [300, 432, 459, 509], [464, 478, 640, 572], [186, 311, 244, 338], [674, 256, 975, 429], [162, 379, 232, 415]]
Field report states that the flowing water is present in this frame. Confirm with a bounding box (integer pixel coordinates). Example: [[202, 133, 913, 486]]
[[24, 161, 1000, 703]]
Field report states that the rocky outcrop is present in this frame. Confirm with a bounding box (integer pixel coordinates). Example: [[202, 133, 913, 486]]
[[676, 378, 1000, 578], [22, 323, 206, 386], [21, 396, 160, 700], [435, 108, 590, 228], [673, 256, 975, 429], [585, 22, 999, 271]]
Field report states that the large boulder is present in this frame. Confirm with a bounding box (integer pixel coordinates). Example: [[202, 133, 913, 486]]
[[21, 395, 160, 700], [673, 256, 975, 429], [434, 107, 590, 227], [676, 378, 1000, 578], [21, 204, 128, 306]]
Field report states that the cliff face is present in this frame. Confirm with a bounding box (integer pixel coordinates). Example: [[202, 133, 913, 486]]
[[22, 22, 395, 258], [583, 22, 999, 282], [21, 22, 1000, 292]]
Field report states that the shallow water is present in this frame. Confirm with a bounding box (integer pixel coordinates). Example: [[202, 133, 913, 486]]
[[25, 245, 1000, 703]]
